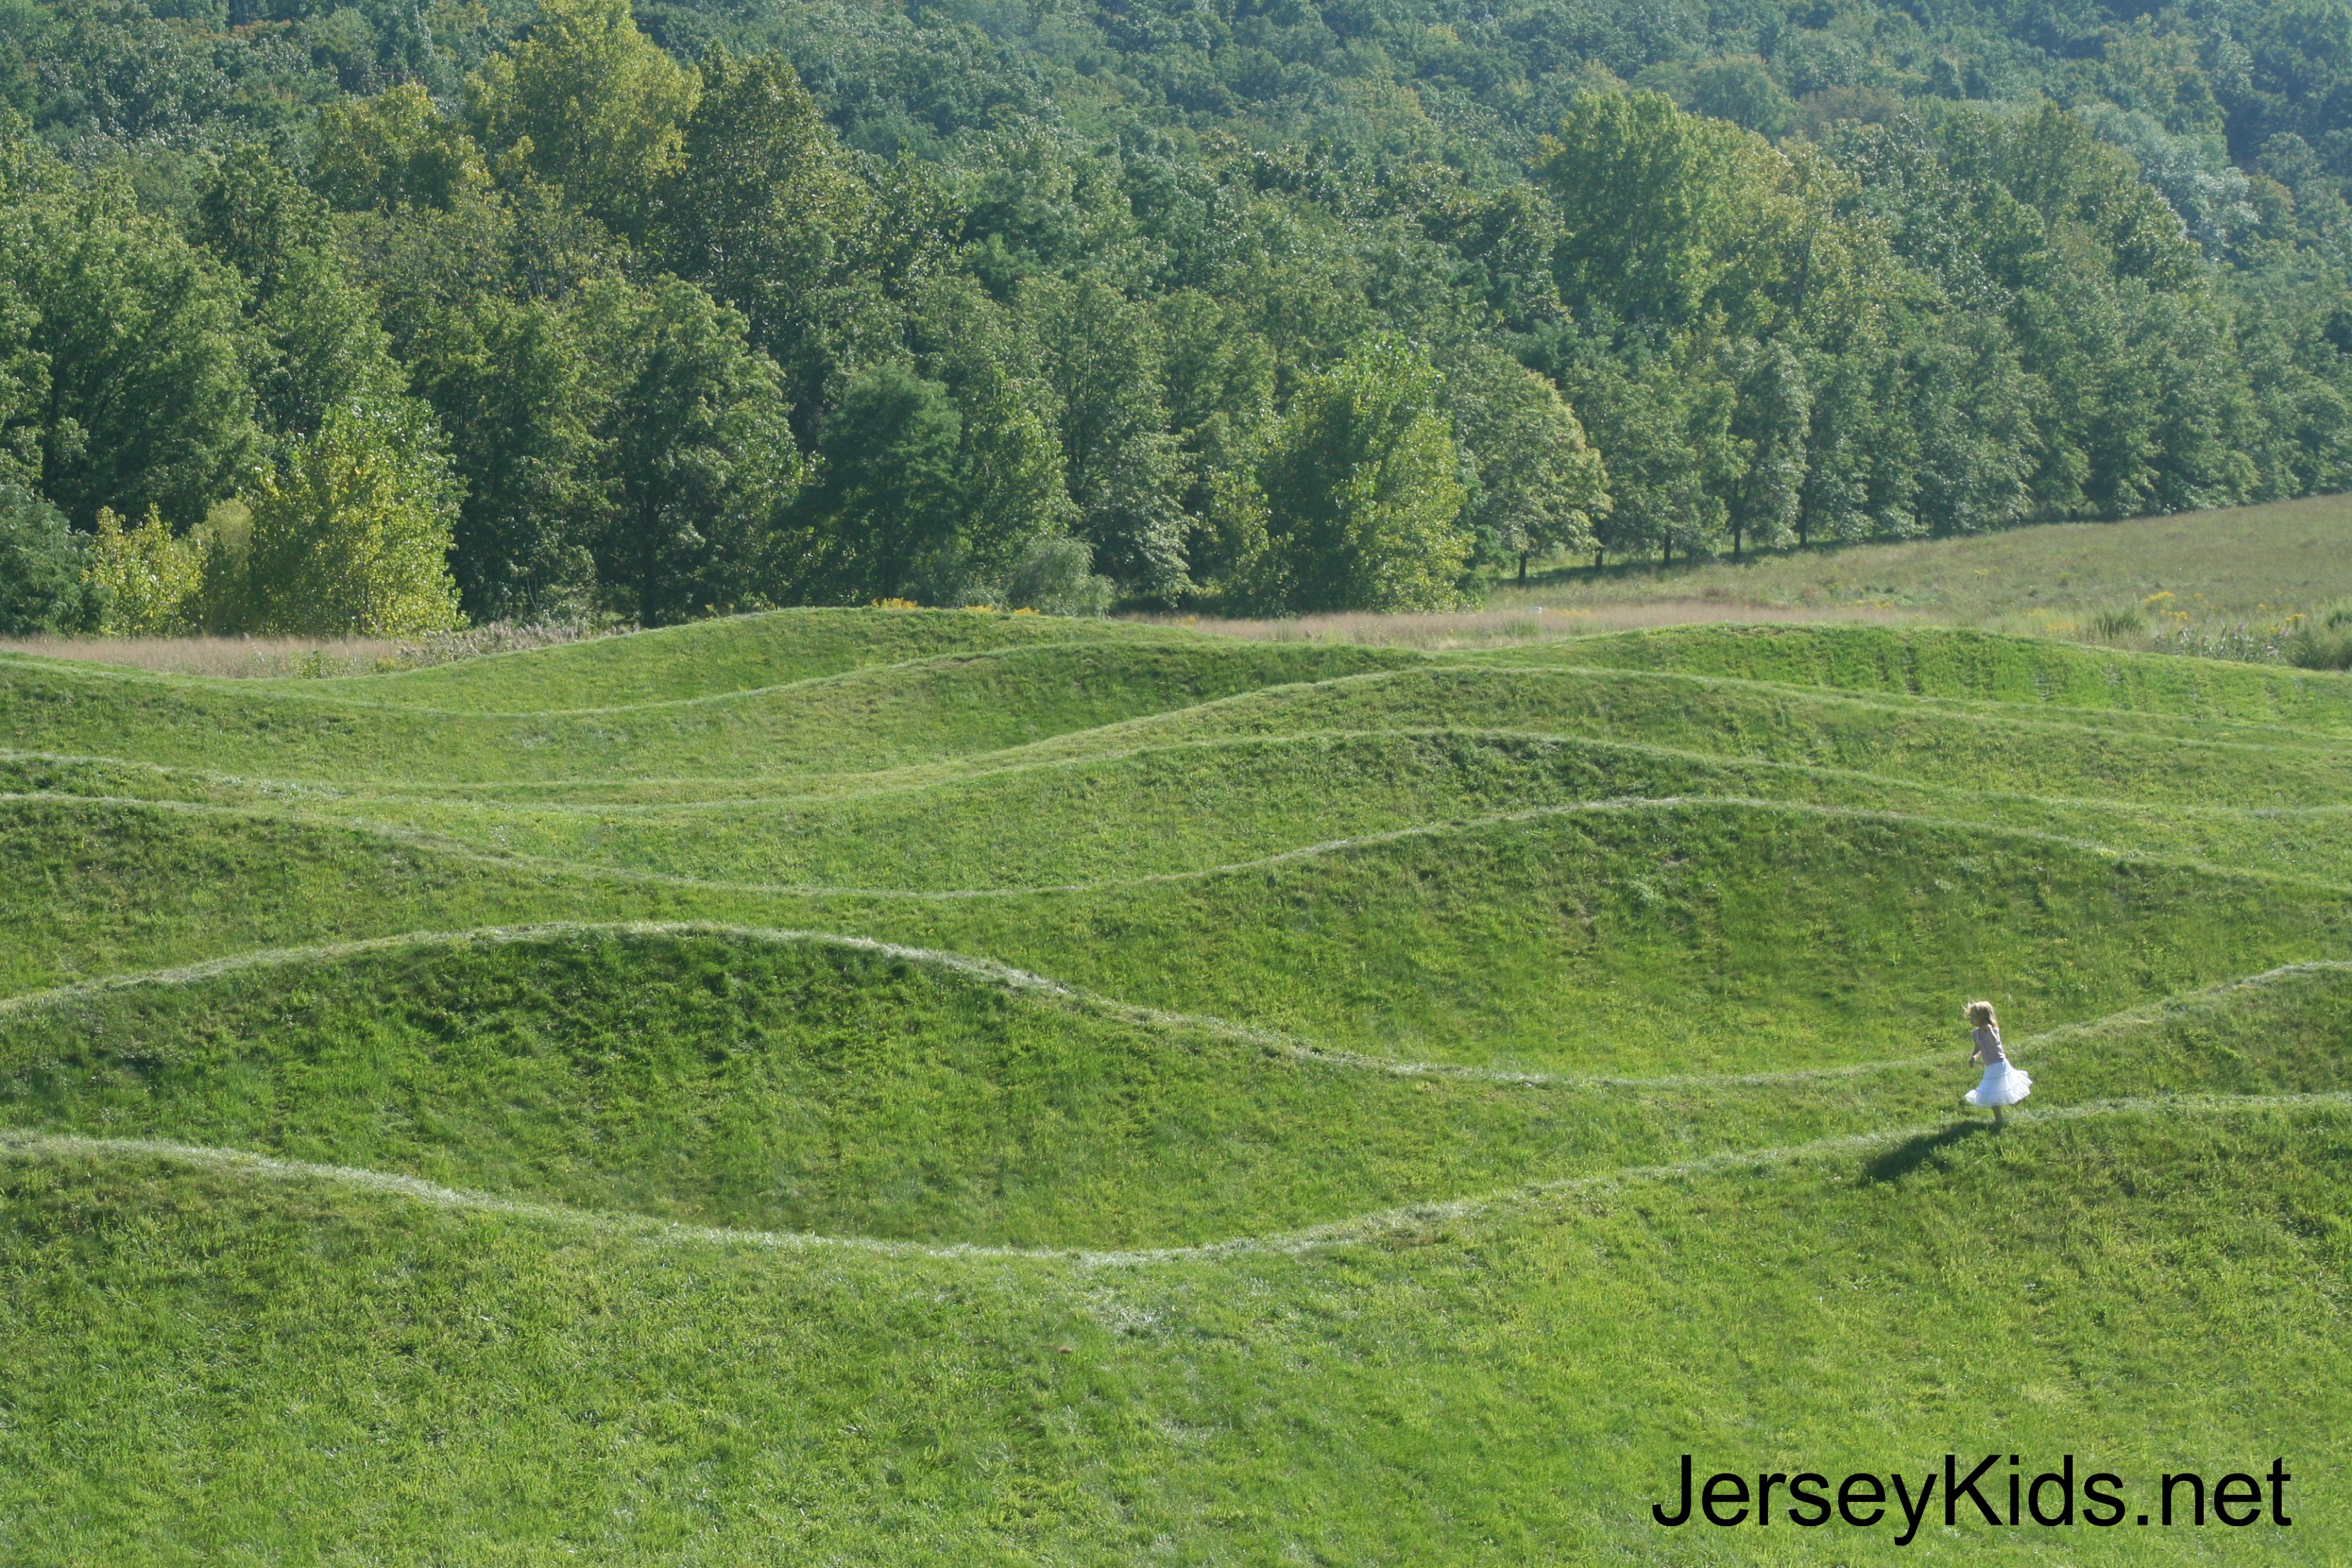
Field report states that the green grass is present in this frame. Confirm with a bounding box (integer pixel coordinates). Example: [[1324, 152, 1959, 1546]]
[[1, 1107, 2344, 1561], [1, 596, 2348, 1560]]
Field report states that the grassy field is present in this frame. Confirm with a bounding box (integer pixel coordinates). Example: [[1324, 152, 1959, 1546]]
[[1, 590, 2348, 1559]]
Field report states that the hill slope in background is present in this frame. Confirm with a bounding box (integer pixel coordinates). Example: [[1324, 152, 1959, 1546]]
[[1, 606, 2346, 1560]]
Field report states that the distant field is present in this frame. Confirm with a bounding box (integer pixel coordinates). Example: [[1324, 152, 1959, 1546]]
[[1185, 493, 2352, 656], [1, 605, 2347, 1561]]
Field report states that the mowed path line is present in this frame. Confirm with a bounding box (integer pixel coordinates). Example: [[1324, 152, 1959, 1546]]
[[6, 1092, 2346, 1267], [23, 724, 2352, 821], [3, 919, 2341, 1092], [14, 789, 2352, 902]]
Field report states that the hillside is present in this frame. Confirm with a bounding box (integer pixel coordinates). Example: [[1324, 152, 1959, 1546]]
[[1, 606, 2346, 1560]]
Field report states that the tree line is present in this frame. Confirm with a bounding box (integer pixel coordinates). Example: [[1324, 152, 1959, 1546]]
[[3, 0, 2352, 632]]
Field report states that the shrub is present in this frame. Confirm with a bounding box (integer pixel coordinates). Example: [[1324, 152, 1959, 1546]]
[[86, 506, 207, 634], [2088, 603, 2145, 642], [2286, 604, 2352, 671], [0, 484, 104, 634], [1000, 537, 1114, 616]]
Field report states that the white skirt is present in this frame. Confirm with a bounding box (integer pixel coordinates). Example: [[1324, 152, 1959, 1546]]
[[1965, 1060, 2032, 1108]]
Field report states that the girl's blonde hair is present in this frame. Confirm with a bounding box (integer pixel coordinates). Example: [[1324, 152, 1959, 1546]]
[[1964, 999, 1998, 1028]]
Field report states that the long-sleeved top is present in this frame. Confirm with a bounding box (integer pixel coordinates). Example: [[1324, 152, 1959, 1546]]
[[1973, 1024, 2006, 1064]]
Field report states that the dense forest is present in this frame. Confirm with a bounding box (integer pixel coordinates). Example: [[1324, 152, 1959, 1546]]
[[3, 0, 2352, 629]]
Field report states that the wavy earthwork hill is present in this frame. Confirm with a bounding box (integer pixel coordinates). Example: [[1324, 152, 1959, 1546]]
[[255, 713, 2352, 889], [1482, 622, 2352, 732], [1, 1099, 2344, 1559], [247, 607, 1192, 710], [6, 614, 2351, 1562], [4, 925, 2349, 1249], [0, 635, 1412, 783], [13, 790, 2351, 1077]]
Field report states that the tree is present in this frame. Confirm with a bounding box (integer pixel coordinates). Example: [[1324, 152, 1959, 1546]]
[[464, 0, 700, 240], [1553, 326, 1741, 565], [242, 401, 465, 634], [196, 146, 412, 447], [1721, 336, 1809, 559], [787, 362, 965, 603], [1440, 343, 1609, 582], [593, 276, 802, 624], [0, 482, 101, 633], [0, 170, 258, 527], [86, 504, 203, 633], [656, 49, 863, 416], [1021, 274, 1189, 602], [1241, 337, 1470, 612], [408, 293, 609, 620], [313, 84, 493, 214], [1538, 90, 1803, 332], [904, 277, 1076, 603]]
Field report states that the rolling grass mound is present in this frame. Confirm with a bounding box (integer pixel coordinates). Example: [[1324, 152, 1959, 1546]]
[[16, 790, 2349, 1078], [0, 637, 1411, 782], [1, 1104, 2344, 1560], [258, 607, 1192, 710], [1494, 620, 2352, 730], [1125, 663, 2352, 806], [7, 607, 2352, 1560], [262, 721, 2352, 888], [6, 928, 2350, 1255]]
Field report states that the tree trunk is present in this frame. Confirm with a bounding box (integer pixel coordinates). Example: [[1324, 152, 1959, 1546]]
[[1517, 551, 1528, 585]]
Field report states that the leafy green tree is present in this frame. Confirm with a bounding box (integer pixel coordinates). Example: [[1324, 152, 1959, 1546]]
[[0, 167, 258, 526], [1554, 326, 1740, 565], [593, 276, 802, 624], [905, 277, 1076, 603], [787, 361, 964, 604], [656, 49, 863, 418], [196, 146, 413, 446], [1721, 336, 1808, 559], [1001, 535, 1114, 615], [0, 481, 101, 632], [1538, 91, 1803, 332], [313, 84, 493, 214], [1684, 57, 1795, 138], [86, 503, 203, 633], [1021, 274, 1189, 601], [242, 400, 464, 634], [1440, 343, 1608, 581], [1239, 337, 1469, 612], [407, 293, 609, 620], [464, 0, 700, 240]]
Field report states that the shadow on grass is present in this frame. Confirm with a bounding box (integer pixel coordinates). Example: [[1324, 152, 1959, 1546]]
[[1865, 1121, 1990, 1185]]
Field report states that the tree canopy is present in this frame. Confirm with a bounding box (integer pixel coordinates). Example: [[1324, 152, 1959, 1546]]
[[4, 0, 2352, 625]]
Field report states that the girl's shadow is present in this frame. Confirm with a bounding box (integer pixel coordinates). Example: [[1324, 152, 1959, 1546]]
[[1864, 1121, 1989, 1184]]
